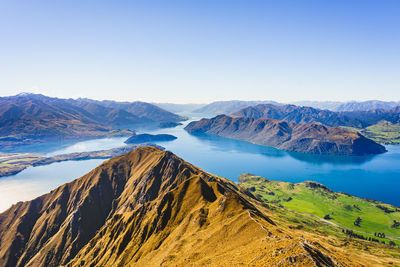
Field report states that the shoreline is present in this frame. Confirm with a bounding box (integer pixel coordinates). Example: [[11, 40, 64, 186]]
[[0, 143, 163, 178]]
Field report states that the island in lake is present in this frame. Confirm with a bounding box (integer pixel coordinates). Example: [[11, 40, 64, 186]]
[[124, 133, 177, 144], [185, 115, 386, 156], [158, 121, 183, 128]]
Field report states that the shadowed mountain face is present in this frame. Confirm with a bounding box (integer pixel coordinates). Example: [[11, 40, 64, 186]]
[[231, 104, 364, 128], [80, 99, 184, 123], [185, 115, 386, 155], [0, 147, 390, 266], [0, 94, 184, 148], [342, 106, 400, 126]]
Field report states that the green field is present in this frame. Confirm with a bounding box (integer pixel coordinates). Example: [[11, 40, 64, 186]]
[[363, 121, 400, 144], [342, 120, 400, 144], [239, 174, 400, 245]]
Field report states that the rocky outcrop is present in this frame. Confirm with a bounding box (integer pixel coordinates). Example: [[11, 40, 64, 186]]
[[185, 115, 386, 155]]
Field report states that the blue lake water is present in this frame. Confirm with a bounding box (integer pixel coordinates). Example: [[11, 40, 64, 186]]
[[1, 113, 400, 211]]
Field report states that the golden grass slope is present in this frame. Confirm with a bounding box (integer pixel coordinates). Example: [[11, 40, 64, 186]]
[[0, 147, 398, 266]]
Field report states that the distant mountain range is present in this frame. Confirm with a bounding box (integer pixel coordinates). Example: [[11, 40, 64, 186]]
[[232, 103, 400, 128], [293, 100, 400, 112], [2, 94, 399, 149], [148, 99, 400, 118], [0, 94, 184, 148], [192, 100, 282, 115], [185, 115, 385, 155], [77, 98, 184, 122], [188, 100, 400, 115], [231, 104, 364, 128], [0, 147, 395, 266], [187, 102, 400, 150], [153, 103, 206, 113], [341, 106, 400, 126]]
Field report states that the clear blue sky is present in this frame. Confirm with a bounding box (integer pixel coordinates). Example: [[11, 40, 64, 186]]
[[0, 0, 399, 103]]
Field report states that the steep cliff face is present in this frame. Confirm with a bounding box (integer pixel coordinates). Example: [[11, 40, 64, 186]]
[[185, 115, 386, 155], [0, 147, 394, 266]]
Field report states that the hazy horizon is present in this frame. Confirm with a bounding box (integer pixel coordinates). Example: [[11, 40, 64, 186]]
[[3, 91, 400, 105], [1, 0, 399, 103]]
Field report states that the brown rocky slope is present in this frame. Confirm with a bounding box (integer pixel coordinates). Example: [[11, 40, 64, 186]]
[[0, 147, 397, 266]]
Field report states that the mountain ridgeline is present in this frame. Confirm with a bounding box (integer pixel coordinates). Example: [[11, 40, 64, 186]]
[[232, 103, 400, 128], [185, 115, 386, 155], [193, 100, 282, 115], [191, 99, 400, 116], [0, 94, 184, 148], [231, 104, 365, 128], [292, 100, 400, 112], [78, 98, 184, 123], [0, 147, 397, 266]]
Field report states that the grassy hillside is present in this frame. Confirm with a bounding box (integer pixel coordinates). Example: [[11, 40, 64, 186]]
[[363, 121, 400, 144], [342, 120, 400, 144], [239, 174, 400, 246]]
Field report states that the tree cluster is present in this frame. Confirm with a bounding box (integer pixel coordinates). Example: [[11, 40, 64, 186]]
[[342, 229, 396, 246], [376, 205, 395, 213], [374, 232, 386, 238], [343, 229, 367, 240], [353, 217, 362, 227]]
